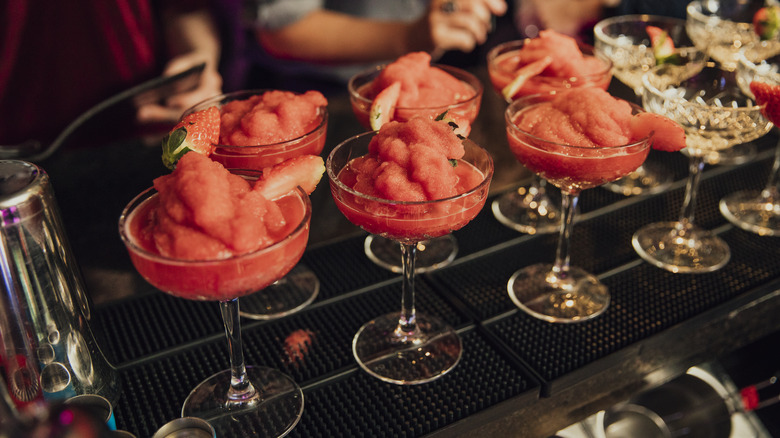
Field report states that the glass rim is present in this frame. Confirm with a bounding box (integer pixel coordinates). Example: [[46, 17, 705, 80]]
[[326, 131, 494, 206], [504, 91, 654, 151], [118, 174, 312, 265], [182, 89, 329, 149], [594, 14, 687, 44], [347, 63, 484, 111], [641, 64, 766, 114]]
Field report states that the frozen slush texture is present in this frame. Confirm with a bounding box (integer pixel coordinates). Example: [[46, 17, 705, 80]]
[[220, 90, 327, 146], [148, 152, 294, 260]]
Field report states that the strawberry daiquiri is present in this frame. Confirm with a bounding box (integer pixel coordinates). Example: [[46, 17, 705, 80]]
[[163, 89, 328, 171], [118, 151, 324, 434], [161, 89, 328, 318], [504, 87, 684, 323], [327, 116, 493, 385], [487, 30, 612, 102], [348, 52, 482, 135]]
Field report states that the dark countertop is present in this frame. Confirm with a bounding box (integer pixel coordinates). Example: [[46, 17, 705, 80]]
[[34, 69, 780, 437]]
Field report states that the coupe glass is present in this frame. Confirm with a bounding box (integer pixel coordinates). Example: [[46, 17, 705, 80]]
[[720, 45, 780, 235], [505, 92, 653, 323], [594, 14, 708, 196], [327, 132, 493, 384], [487, 39, 612, 233], [348, 64, 483, 273], [634, 65, 773, 272], [686, 0, 780, 165], [119, 171, 311, 434], [182, 90, 327, 319]]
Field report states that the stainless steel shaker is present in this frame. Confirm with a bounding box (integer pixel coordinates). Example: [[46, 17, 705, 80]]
[[0, 160, 118, 409]]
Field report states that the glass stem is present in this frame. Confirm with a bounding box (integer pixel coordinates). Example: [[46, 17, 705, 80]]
[[760, 139, 780, 201], [678, 154, 706, 227], [221, 298, 257, 403], [397, 243, 418, 336], [551, 191, 579, 282]]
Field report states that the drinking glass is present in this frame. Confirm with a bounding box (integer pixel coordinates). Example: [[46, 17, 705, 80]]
[[182, 90, 327, 319], [348, 64, 483, 272], [119, 171, 311, 434], [634, 65, 773, 272], [594, 14, 708, 195], [686, 0, 780, 165], [505, 92, 653, 323], [720, 45, 780, 235], [327, 132, 493, 384], [487, 39, 612, 232]]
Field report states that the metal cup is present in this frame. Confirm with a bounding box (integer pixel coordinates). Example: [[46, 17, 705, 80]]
[[0, 160, 118, 408], [152, 417, 216, 438]]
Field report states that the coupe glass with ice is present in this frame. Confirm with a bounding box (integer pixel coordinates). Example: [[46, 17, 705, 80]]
[[505, 89, 653, 322], [634, 65, 773, 272], [594, 14, 708, 195], [720, 46, 780, 235], [119, 160, 312, 434], [180, 89, 327, 320], [686, 0, 780, 165], [327, 121, 493, 384], [348, 54, 483, 273], [487, 32, 612, 233]]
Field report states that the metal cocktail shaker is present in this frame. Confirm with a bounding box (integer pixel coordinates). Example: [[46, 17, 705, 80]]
[[0, 160, 118, 409]]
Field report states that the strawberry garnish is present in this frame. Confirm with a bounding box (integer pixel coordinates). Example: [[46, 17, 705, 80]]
[[646, 25, 682, 66], [369, 81, 401, 131], [161, 106, 220, 170], [750, 81, 780, 125], [254, 155, 325, 200], [754, 6, 780, 40], [629, 112, 687, 152]]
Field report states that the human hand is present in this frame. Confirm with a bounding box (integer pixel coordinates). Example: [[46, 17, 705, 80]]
[[135, 52, 222, 125], [413, 0, 507, 55]]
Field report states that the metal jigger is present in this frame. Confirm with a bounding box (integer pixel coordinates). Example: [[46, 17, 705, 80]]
[[0, 160, 118, 409]]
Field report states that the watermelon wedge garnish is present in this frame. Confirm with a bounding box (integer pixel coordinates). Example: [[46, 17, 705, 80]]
[[162, 106, 220, 170], [254, 155, 325, 200], [501, 56, 553, 101], [646, 25, 682, 66], [629, 112, 687, 152], [750, 80, 780, 125], [369, 81, 402, 131], [754, 6, 780, 40]]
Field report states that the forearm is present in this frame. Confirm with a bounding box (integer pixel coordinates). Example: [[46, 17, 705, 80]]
[[161, 6, 221, 68], [256, 10, 430, 65]]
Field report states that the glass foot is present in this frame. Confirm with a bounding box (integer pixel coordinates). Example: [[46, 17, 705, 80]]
[[719, 190, 780, 236], [602, 164, 674, 196], [632, 221, 730, 273], [239, 264, 319, 320], [352, 312, 462, 385], [364, 234, 457, 274], [507, 264, 609, 323], [182, 365, 303, 437], [492, 183, 561, 234]]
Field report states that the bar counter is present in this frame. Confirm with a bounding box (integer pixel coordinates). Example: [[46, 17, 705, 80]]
[[37, 68, 780, 437]]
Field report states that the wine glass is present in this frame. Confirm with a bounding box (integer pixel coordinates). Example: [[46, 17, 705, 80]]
[[505, 91, 653, 322], [686, 0, 780, 165], [326, 131, 493, 384], [634, 64, 773, 273], [181, 89, 327, 320], [119, 170, 311, 434], [487, 39, 612, 233], [720, 45, 780, 235], [594, 14, 708, 196], [347, 63, 482, 273]]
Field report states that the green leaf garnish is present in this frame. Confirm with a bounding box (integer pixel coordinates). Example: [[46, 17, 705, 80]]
[[161, 127, 191, 170]]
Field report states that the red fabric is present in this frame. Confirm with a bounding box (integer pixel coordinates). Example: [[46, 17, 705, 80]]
[[0, 0, 162, 145]]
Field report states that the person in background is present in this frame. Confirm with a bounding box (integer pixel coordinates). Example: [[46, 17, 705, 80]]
[[515, 0, 622, 43], [0, 0, 223, 153], [243, 0, 508, 94]]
